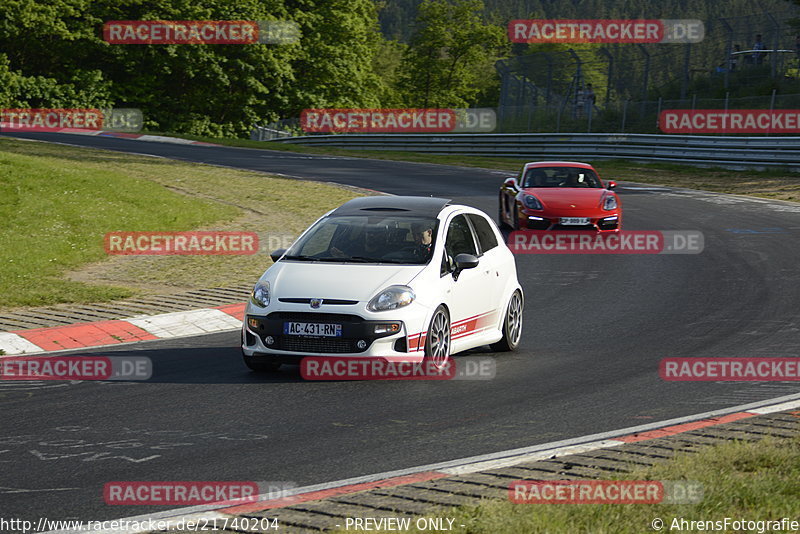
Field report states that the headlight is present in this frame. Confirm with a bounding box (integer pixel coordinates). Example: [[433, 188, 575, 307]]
[[522, 194, 543, 210], [603, 195, 618, 210], [251, 281, 270, 307], [367, 285, 415, 312]]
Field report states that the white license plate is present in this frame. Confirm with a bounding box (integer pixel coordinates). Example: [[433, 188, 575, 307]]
[[560, 217, 590, 225], [283, 322, 342, 337]]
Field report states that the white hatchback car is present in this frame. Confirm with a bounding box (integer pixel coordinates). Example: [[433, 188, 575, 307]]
[[242, 196, 523, 372]]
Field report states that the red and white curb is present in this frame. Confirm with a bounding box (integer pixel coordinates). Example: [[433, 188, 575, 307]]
[[0, 304, 245, 356], [47, 393, 800, 533]]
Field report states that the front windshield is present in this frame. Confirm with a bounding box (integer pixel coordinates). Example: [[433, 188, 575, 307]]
[[284, 214, 439, 264], [522, 166, 603, 188]]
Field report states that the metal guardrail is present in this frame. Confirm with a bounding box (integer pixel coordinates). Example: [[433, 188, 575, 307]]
[[250, 125, 294, 141], [269, 133, 800, 170]]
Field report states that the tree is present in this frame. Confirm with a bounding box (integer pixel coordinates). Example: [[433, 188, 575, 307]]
[[399, 0, 508, 108]]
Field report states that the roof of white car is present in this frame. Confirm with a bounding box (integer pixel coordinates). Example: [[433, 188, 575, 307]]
[[332, 196, 452, 217]]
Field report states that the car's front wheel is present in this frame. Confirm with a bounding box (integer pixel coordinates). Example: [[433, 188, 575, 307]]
[[424, 305, 451, 369], [498, 195, 511, 229], [491, 290, 523, 352]]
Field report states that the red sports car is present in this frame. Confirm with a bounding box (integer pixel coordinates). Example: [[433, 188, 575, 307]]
[[498, 161, 621, 232]]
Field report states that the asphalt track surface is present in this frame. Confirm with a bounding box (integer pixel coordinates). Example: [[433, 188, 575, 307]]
[[2, 132, 800, 524]]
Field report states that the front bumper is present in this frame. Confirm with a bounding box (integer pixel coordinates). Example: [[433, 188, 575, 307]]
[[522, 211, 621, 232], [242, 305, 429, 361]]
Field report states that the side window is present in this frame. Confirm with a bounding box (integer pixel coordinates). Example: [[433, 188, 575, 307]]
[[467, 214, 498, 254], [441, 215, 477, 275]]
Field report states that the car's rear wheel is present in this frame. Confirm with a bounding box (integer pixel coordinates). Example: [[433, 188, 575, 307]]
[[424, 306, 451, 369], [491, 290, 523, 352]]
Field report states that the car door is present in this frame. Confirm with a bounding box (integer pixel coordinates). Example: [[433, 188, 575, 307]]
[[466, 212, 504, 316], [441, 213, 491, 349]]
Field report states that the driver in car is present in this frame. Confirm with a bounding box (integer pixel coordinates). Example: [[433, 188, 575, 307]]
[[411, 223, 434, 259]]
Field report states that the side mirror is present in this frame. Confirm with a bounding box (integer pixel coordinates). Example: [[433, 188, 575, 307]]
[[270, 249, 287, 262], [503, 177, 519, 191], [607, 181, 617, 190], [453, 253, 479, 280]]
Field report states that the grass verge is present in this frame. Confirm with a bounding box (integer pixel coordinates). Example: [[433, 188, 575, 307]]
[[150, 131, 800, 203], [0, 137, 362, 310], [363, 435, 800, 534]]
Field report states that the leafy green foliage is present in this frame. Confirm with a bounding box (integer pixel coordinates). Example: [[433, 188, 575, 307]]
[[398, 0, 508, 107], [0, 0, 387, 136]]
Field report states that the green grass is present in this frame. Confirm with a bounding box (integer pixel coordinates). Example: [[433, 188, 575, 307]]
[[361, 435, 800, 534], [146, 131, 800, 203], [0, 138, 361, 310]]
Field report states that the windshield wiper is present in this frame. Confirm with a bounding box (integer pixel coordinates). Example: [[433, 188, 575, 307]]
[[338, 256, 376, 263], [281, 254, 318, 261]]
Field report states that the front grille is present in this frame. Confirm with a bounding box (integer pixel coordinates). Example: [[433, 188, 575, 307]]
[[279, 336, 363, 353], [267, 312, 361, 323], [278, 298, 358, 305]]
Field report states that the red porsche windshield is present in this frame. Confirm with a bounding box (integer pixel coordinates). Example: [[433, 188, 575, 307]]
[[522, 166, 603, 188]]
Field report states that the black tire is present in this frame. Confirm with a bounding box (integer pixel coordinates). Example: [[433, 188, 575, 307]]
[[491, 290, 523, 352], [424, 305, 451, 370], [243, 354, 282, 372], [511, 202, 521, 230], [498, 195, 511, 229]]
